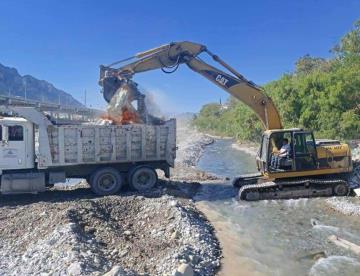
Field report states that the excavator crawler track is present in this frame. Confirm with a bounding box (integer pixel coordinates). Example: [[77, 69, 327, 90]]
[[232, 173, 262, 187], [238, 178, 349, 201]]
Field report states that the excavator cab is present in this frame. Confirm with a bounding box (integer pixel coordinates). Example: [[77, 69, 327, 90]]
[[256, 129, 318, 174]]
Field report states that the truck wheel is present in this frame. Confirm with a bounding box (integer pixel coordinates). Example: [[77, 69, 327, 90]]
[[90, 167, 123, 196], [333, 182, 349, 196], [129, 166, 158, 192]]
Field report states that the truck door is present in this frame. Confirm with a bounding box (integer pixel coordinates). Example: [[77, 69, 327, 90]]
[[0, 124, 27, 169], [293, 131, 317, 170]]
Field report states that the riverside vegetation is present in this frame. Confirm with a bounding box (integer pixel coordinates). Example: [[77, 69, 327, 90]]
[[193, 20, 360, 142]]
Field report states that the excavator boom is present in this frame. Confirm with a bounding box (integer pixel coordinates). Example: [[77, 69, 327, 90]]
[[99, 41, 282, 130]]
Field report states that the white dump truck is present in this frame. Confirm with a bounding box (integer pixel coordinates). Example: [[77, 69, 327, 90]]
[[0, 106, 176, 195]]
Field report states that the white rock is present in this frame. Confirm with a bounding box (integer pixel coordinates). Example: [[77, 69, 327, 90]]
[[67, 262, 82, 275], [94, 256, 100, 264], [119, 250, 128, 257], [169, 200, 178, 207], [175, 263, 194, 276], [103, 265, 127, 276], [171, 230, 181, 240]]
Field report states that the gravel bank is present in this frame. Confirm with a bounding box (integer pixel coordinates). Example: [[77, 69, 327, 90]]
[[326, 197, 360, 216], [0, 186, 220, 275], [171, 116, 219, 182], [0, 115, 221, 276]]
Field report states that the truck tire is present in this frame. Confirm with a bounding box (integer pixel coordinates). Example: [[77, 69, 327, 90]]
[[128, 166, 158, 192], [90, 167, 123, 196]]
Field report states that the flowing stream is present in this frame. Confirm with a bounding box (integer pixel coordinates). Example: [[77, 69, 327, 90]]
[[196, 139, 360, 276]]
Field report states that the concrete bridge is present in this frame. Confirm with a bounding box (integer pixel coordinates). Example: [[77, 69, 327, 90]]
[[0, 94, 103, 124]]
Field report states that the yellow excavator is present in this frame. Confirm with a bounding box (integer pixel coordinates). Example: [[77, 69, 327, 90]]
[[99, 41, 360, 200]]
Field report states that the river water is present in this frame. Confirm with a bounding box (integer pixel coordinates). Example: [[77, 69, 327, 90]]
[[196, 139, 360, 276]]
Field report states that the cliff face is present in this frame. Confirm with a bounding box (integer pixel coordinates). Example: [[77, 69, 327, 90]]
[[0, 63, 82, 107]]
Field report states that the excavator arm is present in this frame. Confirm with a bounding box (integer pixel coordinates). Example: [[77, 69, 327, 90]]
[[99, 41, 282, 130]]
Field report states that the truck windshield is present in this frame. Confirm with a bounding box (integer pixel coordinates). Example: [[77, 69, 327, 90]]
[[8, 125, 23, 141]]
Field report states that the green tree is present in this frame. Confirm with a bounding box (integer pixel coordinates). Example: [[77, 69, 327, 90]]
[[333, 19, 360, 56], [295, 54, 330, 75], [193, 19, 360, 142]]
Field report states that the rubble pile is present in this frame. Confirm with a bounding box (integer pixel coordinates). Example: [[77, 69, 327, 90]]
[[0, 188, 220, 275]]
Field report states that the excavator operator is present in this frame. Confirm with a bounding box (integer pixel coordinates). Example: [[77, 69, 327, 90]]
[[271, 138, 291, 169]]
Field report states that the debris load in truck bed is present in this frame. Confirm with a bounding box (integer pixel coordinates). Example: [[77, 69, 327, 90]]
[[100, 81, 164, 125]]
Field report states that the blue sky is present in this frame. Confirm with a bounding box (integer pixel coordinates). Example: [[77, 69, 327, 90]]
[[0, 0, 359, 113]]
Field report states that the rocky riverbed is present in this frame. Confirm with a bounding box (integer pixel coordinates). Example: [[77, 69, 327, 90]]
[[0, 116, 221, 276], [1, 116, 358, 276]]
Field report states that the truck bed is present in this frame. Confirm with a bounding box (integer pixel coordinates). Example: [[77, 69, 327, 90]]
[[46, 119, 176, 167]]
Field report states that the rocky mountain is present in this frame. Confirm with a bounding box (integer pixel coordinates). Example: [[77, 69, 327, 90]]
[[0, 63, 83, 107]]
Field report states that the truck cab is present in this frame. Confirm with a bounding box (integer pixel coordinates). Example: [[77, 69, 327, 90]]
[[0, 117, 34, 172]]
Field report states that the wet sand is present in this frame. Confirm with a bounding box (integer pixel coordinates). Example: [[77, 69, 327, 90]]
[[196, 201, 267, 276]]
